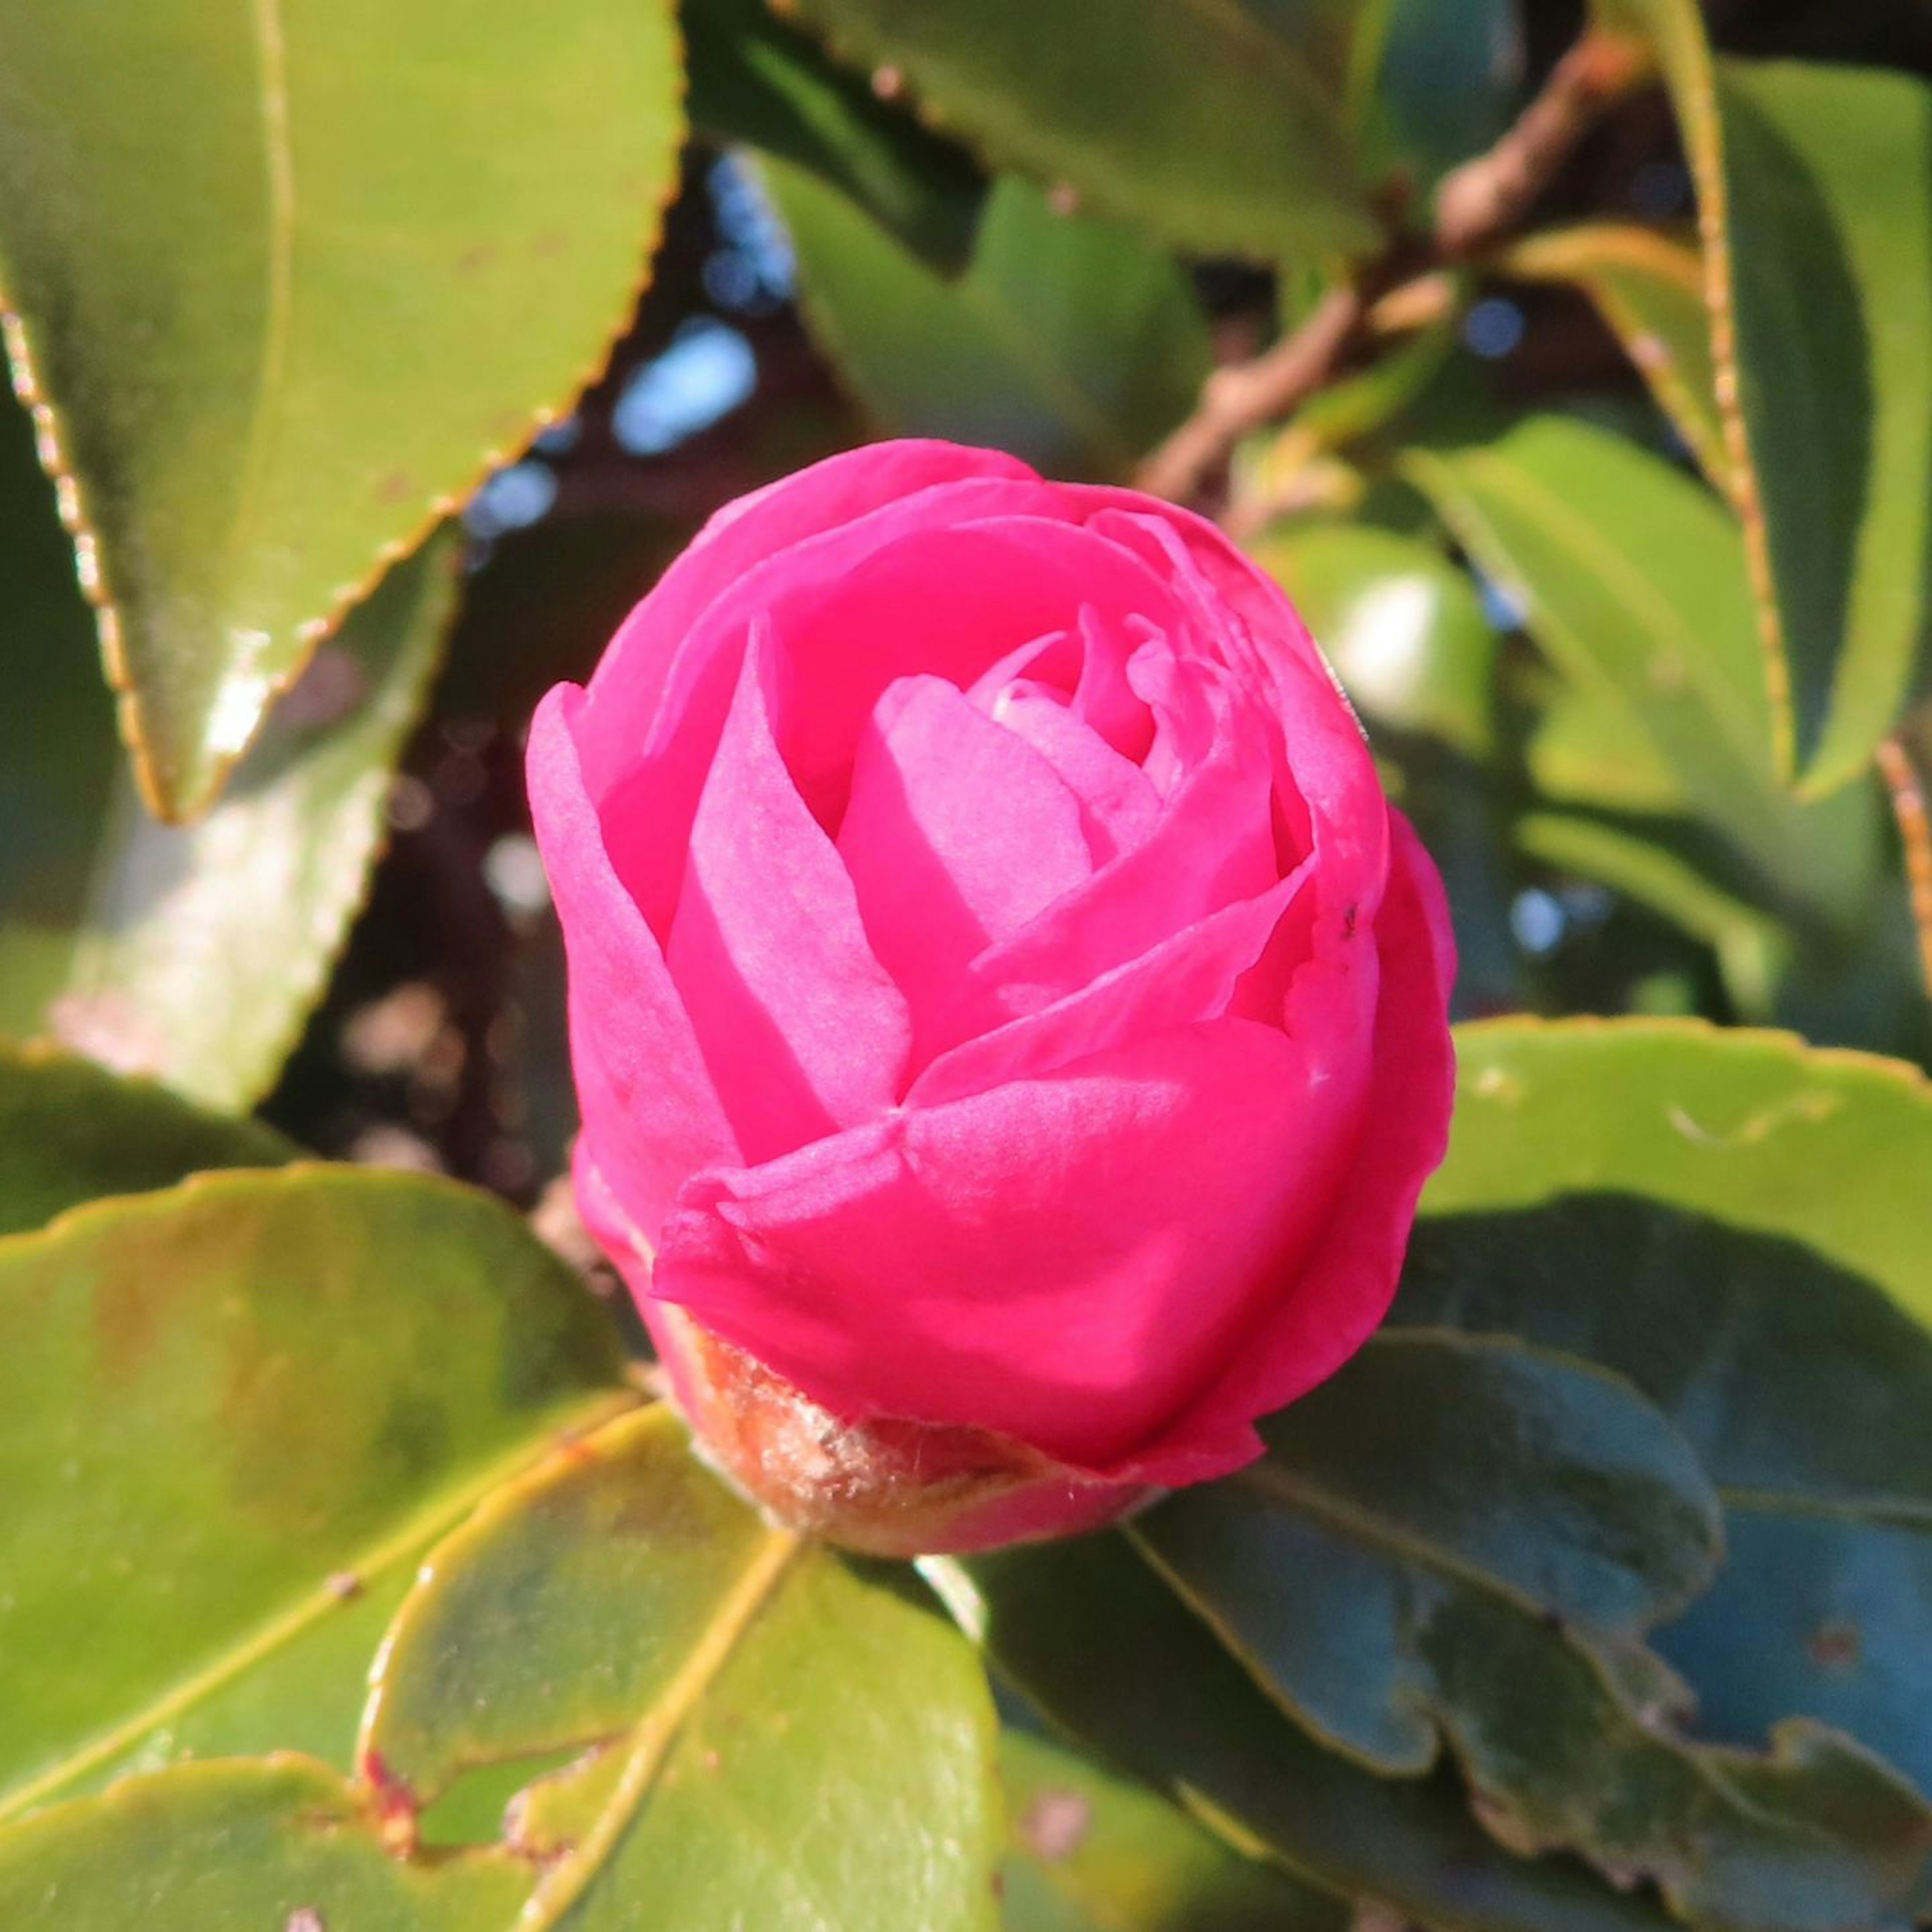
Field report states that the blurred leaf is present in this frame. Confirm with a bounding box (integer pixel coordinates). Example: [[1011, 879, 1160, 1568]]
[[0, 1167, 630, 1821], [999, 1727, 1349, 1932], [1398, 1018, 1932, 1794], [1136, 1332, 1932, 1932], [1355, 0, 1524, 186], [684, 0, 985, 270], [0, 388, 455, 1110], [1256, 521, 1495, 757], [0, 0, 683, 817], [1592, 1, 1932, 793], [941, 1535, 1680, 1932], [363, 1405, 1000, 1931], [767, 167, 1212, 479], [1403, 416, 1872, 932], [1500, 225, 1728, 488], [0, 1041, 293, 1238], [0, 1757, 532, 1931], [780, 0, 1377, 260]]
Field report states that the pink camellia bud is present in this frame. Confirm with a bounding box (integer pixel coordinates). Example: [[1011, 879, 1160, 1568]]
[[528, 441, 1456, 1556]]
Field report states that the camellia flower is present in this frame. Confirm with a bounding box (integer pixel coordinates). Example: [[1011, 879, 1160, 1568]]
[[528, 441, 1456, 1555]]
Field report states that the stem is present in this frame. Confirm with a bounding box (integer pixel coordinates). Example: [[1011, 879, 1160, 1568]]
[[1135, 28, 1646, 505], [1878, 732, 1932, 1002]]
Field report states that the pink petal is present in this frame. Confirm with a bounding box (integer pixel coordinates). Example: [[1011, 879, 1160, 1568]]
[[985, 681, 1161, 863], [667, 630, 912, 1165], [911, 865, 1309, 1106], [1135, 810, 1458, 1485], [576, 441, 1036, 794], [837, 676, 1093, 1038], [652, 1017, 1346, 1468], [527, 688, 739, 1243], [926, 667, 1280, 1052]]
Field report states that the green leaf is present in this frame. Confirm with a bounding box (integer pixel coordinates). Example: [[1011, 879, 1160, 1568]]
[[1500, 225, 1728, 489], [0, 1041, 293, 1238], [780, 0, 1378, 261], [1400, 1019, 1932, 1790], [0, 388, 456, 1110], [1134, 1332, 1932, 1932], [362, 1404, 1001, 1931], [999, 1727, 1349, 1932], [684, 0, 985, 271], [0, 1757, 533, 1931], [1356, 0, 1523, 187], [0, 1167, 630, 1822], [1591, 1, 1932, 792], [767, 166, 1212, 480], [1402, 416, 1869, 930], [939, 1535, 1679, 1932], [0, 0, 683, 817], [1716, 62, 1932, 795]]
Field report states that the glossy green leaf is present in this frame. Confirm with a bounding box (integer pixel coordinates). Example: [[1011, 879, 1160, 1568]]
[[0, 0, 683, 817], [0, 1167, 630, 1822], [0, 388, 459, 1109], [1593, 1, 1932, 792], [938, 1536, 1678, 1932], [999, 1727, 1348, 1932], [767, 166, 1211, 480], [363, 1405, 1001, 1931], [1403, 416, 1870, 930], [0, 1757, 532, 1931], [1400, 1019, 1932, 1791], [0, 1041, 292, 1238], [684, 0, 985, 270], [1501, 225, 1728, 488], [1135, 1333, 1932, 1932], [781, 0, 1377, 261]]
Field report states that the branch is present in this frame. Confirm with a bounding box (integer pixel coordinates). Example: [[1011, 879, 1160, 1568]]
[[1135, 28, 1647, 505]]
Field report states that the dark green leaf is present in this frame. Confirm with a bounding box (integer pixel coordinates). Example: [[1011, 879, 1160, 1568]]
[[0, 1758, 532, 1931], [999, 1727, 1348, 1932], [1135, 1333, 1932, 1932], [1400, 1019, 1932, 1793], [0, 389, 459, 1108], [0, 1041, 293, 1238], [767, 166, 1212, 479], [939, 1535, 1679, 1932], [684, 0, 985, 270], [0, 1167, 630, 1821], [780, 0, 1377, 260], [1359, 0, 1523, 186], [362, 1405, 1001, 1931], [1592, 1, 1932, 792], [0, 0, 683, 816]]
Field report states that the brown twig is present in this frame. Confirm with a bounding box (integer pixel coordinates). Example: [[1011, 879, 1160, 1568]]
[[1134, 28, 1648, 505]]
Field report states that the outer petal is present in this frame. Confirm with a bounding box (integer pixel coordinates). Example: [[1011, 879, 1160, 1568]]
[[527, 687, 739, 1243], [651, 1018, 1348, 1469], [1131, 809, 1458, 1485], [575, 440, 1035, 791], [667, 630, 912, 1165]]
